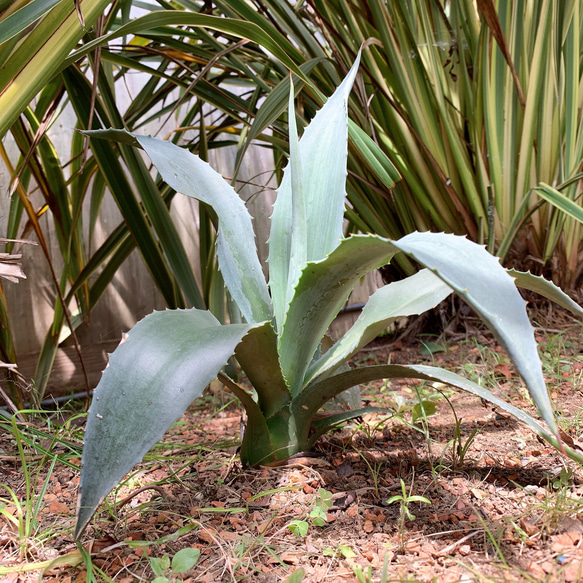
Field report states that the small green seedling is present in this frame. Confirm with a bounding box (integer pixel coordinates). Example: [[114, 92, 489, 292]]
[[552, 467, 574, 490], [411, 400, 438, 423], [288, 488, 333, 536], [387, 478, 431, 546], [149, 547, 200, 583], [387, 478, 431, 522]]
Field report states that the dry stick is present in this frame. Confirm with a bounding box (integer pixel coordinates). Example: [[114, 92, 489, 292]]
[[0, 454, 43, 462], [116, 485, 168, 510], [0, 385, 25, 422], [435, 529, 482, 556], [8, 108, 91, 403]]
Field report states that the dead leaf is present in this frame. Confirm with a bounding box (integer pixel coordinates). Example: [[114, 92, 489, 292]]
[[519, 517, 539, 536], [559, 516, 583, 534], [494, 362, 514, 380], [564, 559, 583, 583], [280, 553, 301, 564], [336, 459, 354, 476]]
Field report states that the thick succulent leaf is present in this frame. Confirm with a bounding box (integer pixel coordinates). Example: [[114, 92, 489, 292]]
[[234, 321, 290, 419], [509, 269, 583, 317], [136, 135, 272, 324], [83, 129, 272, 323], [269, 54, 360, 332], [216, 373, 276, 466], [296, 364, 583, 465], [279, 234, 399, 395], [305, 269, 453, 385], [287, 81, 308, 308], [76, 309, 259, 539], [391, 232, 559, 437], [223, 372, 300, 465]]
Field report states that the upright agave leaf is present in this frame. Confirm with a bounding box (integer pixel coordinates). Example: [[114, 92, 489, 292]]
[[136, 136, 272, 324], [268, 54, 361, 333]]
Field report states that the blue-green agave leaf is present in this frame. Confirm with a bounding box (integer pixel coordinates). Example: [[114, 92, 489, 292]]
[[279, 234, 398, 395], [75, 309, 259, 538], [305, 269, 453, 385], [392, 232, 560, 437], [136, 135, 272, 324], [234, 320, 290, 419], [298, 364, 583, 465], [509, 269, 583, 317], [269, 54, 361, 332]]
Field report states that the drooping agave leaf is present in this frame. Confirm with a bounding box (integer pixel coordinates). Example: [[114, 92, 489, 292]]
[[279, 235, 399, 395], [305, 269, 453, 385], [297, 364, 583, 466], [75, 309, 260, 539], [509, 269, 583, 317], [136, 135, 273, 324], [391, 231, 559, 437], [269, 54, 361, 332]]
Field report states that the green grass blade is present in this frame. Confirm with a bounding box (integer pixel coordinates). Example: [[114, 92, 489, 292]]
[[535, 182, 583, 224]]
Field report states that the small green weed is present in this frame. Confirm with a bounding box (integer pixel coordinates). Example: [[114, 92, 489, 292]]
[[387, 477, 431, 547], [353, 447, 384, 498], [288, 488, 333, 536], [149, 548, 201, 582]]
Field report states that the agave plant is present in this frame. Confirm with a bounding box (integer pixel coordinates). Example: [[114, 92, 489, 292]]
[[75, 55, 583, 538]]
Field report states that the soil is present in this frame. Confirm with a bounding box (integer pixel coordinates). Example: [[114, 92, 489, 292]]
[[2, 312, 583, 582]]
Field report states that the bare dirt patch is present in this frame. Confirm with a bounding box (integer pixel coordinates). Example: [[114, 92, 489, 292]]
[[2, 320, 583, 582]]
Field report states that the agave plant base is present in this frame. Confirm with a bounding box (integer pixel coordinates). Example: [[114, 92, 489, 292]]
[[239, 410, 309, 467]]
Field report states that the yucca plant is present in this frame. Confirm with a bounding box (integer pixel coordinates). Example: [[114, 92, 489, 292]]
[[206, 0, 583, 288], [75, 56, 583, 538]]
